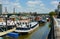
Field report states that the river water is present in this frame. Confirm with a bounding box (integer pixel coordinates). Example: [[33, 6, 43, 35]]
[[4, 22, 50, 39]]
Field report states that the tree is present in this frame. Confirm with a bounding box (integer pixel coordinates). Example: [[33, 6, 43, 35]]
[[49, 11, 56, 16], [34, 12, 37, 16]]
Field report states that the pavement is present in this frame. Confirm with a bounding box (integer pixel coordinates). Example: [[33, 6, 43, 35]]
[[54, 17, 60, 39]]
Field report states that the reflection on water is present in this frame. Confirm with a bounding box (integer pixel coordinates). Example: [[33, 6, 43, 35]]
[[4, 22, 50, 39]]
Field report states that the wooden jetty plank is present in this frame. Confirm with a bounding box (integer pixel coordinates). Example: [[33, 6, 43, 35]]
[[0, 27, 16, 36]]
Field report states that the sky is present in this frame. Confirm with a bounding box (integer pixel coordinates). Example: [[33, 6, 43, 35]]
[[0, 0, 60, 13]]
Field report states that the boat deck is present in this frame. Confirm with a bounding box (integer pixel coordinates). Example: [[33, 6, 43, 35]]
[[15, 22, 39, 33]]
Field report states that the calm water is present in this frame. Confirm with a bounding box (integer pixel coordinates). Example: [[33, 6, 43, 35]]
[[4, 22, 50, 39]]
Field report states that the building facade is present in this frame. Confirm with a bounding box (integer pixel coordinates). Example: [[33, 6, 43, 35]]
[[55, 2, 60, 17], [0, 4, 2, 14]]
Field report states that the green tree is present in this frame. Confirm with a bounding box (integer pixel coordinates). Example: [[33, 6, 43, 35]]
[[49, 11, 56, 16], [34, 12, 37, 16]]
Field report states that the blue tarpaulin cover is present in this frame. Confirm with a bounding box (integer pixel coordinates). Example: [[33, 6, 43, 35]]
[[7, 32, 19, 38]]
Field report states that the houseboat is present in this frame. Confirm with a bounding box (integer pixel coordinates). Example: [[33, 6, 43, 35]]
[[15, 16, 39, 33], [35, 16, 46, 26], [0, 17, 16, 36]]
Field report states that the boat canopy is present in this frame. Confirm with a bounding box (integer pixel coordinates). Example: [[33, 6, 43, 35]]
[[10, 15, 18, 18], [9, 15, 19, 21], [21, 16, 29, 19]]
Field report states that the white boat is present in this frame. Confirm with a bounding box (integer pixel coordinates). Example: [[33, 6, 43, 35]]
[[15, 22, 39, 33], [15, 16, 39, 33], [0, 17, 16, 36]]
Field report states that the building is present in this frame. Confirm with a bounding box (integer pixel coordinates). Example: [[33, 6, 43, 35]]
[[0, 4, 2, 14], [55, 2, 60, 17], [58, 2, 60, 16], [5, 7, 8, 14]]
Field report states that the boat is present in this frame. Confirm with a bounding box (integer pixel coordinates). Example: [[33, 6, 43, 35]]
[[35, 16, 46, 23], [0, 17, 16, 36], [15, 16, 39, 33], [46, 16, 50, 22]]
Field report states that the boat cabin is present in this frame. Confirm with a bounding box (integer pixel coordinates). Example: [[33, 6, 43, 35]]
[[17, 16, 31, 28], [35, 16, 41, 21]]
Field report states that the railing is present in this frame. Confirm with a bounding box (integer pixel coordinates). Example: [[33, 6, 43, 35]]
[[48, 16, 55, 39]]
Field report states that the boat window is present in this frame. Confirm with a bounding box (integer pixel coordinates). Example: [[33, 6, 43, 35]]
[[16, 28, 30, 30], [25, 22, 27, 25], [0, 29, 3, 32], [25, 22, 26, 24], [0, 27, 7, 32], [20, 22, 21, 24], [21, 22, 22, 24], [7, 26, 13, 30], [23, 22, 24, 24], [30, 24, 31, 27]]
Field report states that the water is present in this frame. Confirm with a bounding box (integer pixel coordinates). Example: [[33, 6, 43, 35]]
[[30, 22, 50, 39], [4, 22, 50, 39]]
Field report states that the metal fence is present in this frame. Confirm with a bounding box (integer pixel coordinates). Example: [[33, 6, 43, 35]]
[[48, 16, 55, 39]]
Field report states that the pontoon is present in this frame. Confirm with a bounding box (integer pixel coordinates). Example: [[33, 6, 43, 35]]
[[0, 17, 16, 36]]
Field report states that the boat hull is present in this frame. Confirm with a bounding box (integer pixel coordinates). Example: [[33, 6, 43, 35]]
[[15, 24, 39, 34]]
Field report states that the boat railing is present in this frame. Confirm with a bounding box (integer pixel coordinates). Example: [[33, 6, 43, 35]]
[[0, 28, 4, 32], [16, 22, 38, 30], [0, 17, 16, 32], [0, 25, 7, 32]]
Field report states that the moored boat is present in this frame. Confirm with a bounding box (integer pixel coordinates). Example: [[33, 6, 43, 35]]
[[0, 17, 16, 36], [15, 16, 39, 33]]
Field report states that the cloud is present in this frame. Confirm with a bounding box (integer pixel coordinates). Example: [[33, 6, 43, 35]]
[[27, 1, 40, 7], [13, 3, 21, 8], [2, 0, 9, 4], [23, 0, 51, 13], [1, 0, 54, 13], [15, 0, 20, 3], [2, 0, 21, 8], [2, 0, 22, 13], [51, 1, 59, 7], [27, 0, 45, 7], [0, 0, 2, 4], [40, 3, 44, 7]]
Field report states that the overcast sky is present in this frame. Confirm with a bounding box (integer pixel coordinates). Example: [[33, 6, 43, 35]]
[[0, 0, 60, 13]]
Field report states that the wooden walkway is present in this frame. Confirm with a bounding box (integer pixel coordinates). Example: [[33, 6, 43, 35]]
[[0, 27, 16, 36]]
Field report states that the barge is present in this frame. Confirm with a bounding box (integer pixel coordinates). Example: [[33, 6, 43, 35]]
[[0, 17, 16, 36], [15, 16, 39, 33]]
